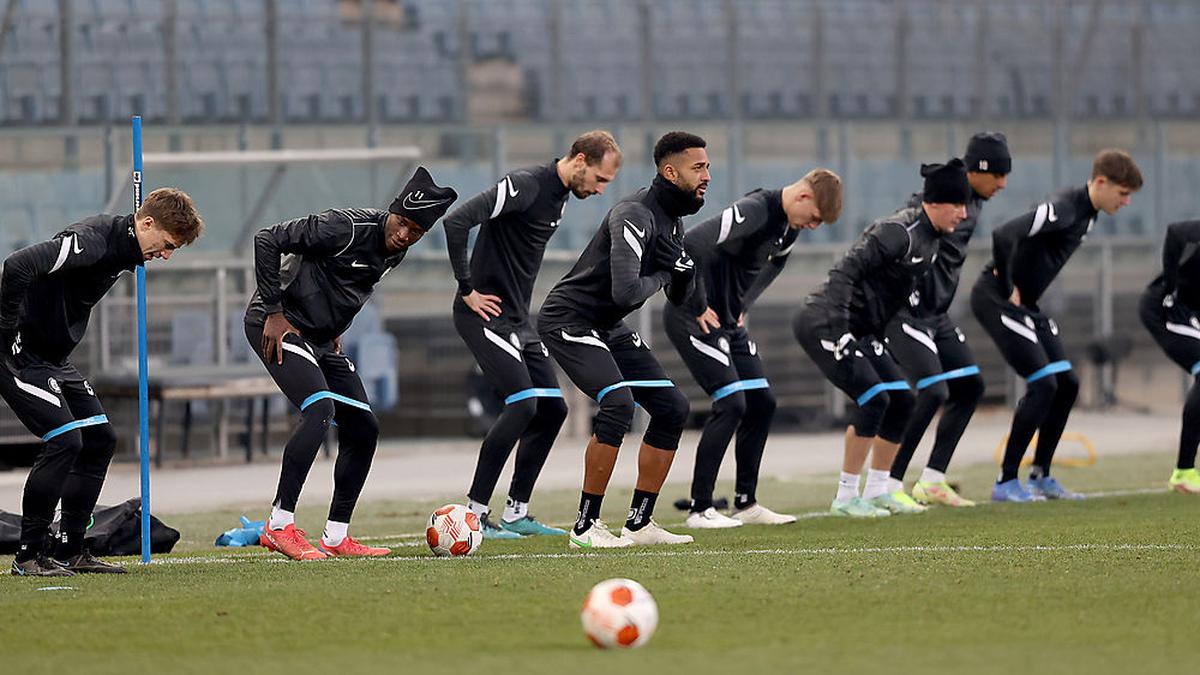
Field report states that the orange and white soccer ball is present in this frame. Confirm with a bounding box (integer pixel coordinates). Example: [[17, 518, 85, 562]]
[[425, 504, 482, 557], [581, 578, 658, 649]]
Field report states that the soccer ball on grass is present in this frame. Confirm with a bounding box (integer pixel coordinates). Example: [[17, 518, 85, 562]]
[[580, 578, 658, 649]]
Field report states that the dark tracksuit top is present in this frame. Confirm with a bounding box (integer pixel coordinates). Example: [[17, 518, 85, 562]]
[[983, 185, 1098, 310], [246, 208, 404, 343], [0, 214, 142, 364], [904, 190, 985, 318], [675, 188, 799, 325], [804, 206, 944, 339], [538, 181, 691, 331], [443, 160, 570, 341], [1140, 220, 1200, 374], [1152, 220, 1200, 308]]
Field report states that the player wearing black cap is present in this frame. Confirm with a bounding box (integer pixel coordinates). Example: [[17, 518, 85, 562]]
[[444, 130, 623, 540], [538, 131, 707, 549], [1, 188, 203, 576], [664, 170, 843, 529], [246, 166, 457, 559], [794, 160, 969, 518], [972, 149, 1142, 502], [882, 132, 1010, 509], [1141, 220, 1200, 495]]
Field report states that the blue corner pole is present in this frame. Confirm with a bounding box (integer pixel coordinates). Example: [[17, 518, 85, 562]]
[[132, 116, 151, 564]]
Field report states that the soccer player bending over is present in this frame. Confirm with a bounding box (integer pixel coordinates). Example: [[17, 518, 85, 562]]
[[1, 189, 203, 576], [971, 149, 1141, 502], [246, 167, 456, 560], [883, 132, 1010, 508], [794, 161, 968, 518], [538, 131, 708, 548], [665, 170, 843, 529], [444, 131, 622, 539], [1139, 220, 1200, 494]]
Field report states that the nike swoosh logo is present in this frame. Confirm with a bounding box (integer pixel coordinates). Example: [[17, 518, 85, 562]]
[[910, 256, 925, 263], [504, 176, 519, 198], [401, 194, 453, 210], [351, 261, 369, 268], [1047, 204, 1058, 222], [569, 535, 592, 548], [71, 235, 82, 255], [733, 205, 746, 224], [624, 220, 645, 238]]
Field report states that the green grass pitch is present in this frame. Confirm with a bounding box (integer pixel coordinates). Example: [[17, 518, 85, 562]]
[[4, 452, 1197, 675]]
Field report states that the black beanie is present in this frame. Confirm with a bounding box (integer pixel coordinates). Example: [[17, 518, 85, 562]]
[[964, 131, 1011, 175], [921, 159, 970, 204], [389, 166, 458, 230]]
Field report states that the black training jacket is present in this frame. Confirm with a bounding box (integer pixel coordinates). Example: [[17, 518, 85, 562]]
[[983, 185, 1098, 308], [1152, 220, 1200, 310], [443, 160, 570, 332], [903, 190, 985, 318], [246, 208, 404, 343], [677, 188, 798, 326], [0, 214, 142, 364], [805, 206, 943, 338], [539, 180, 691, 331]]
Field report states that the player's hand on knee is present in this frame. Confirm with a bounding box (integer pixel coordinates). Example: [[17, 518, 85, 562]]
[[834, 332, 857, 361], [1164, 292, 1196, 326], [462, 290, 503, 322], [262, 312, 300, 365], [696, 307, 720, 335], [0, 326, 19, 359]]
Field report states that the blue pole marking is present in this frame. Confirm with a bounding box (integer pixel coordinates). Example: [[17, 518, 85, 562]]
[[596, 379, 674, 402], [1026, 360, 1072, 383], [42, 414, 110, 442], [300, 390, 372, 412], [132, 116, 151, 565], [712, 378, 770, 401], [504, 388, 564, 405], [856, 380, 910, 407], [916, 365, 981, 390]]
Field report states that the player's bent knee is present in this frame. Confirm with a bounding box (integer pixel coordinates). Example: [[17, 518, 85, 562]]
[[594, 389, 636, 447], [504, 397, 540, 426], [303, 398, 337, 426], [82, 422, 118, 460], [537, 396, 569, 426], [954, 374, 986, 403], [1056, 369, 1080, 400], [852, 391, 889, 438], [1025, 374, 1058, 404], [918, 381, 950, 407], [712, 391, 748, 420]]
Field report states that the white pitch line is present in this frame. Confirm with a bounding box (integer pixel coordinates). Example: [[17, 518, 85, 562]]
[[136, 541, 1196, 567]]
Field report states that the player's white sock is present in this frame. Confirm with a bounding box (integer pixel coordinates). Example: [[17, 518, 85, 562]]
[[835, 472, 860, 502], [468, 499, 489, 520], [269, 505, 294, 530], [887, 477, 904, 495], [863, 469, 891, 500], [322, 520, 348, 547], [502, 497, 528, 524], [920, 467, 947, 484]]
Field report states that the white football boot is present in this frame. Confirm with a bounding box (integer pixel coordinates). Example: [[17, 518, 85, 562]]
[[685, 507, 744, 529], [731, 503, 797, 525], [621, 519, 695, 545], [568, 520, 633, 549]]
